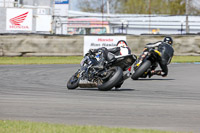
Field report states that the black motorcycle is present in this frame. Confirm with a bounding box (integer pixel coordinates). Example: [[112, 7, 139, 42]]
[[67, 51, 137, 91], [131, 48, 161, 80]]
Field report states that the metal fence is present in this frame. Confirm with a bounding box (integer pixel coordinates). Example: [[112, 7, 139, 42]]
[[61, 12, 200, 35]]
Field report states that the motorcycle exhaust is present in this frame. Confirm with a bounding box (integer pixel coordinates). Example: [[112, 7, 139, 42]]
[[79, 79, 97, 88]]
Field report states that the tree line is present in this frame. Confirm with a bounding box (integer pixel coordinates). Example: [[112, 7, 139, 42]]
[[78, 0, 200, 15]]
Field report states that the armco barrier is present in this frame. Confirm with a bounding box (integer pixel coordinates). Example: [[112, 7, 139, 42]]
[[0, 34, 200, 56]]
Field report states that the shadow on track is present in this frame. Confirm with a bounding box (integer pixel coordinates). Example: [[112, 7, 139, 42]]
[[76, 88, 135, 91], [113, 88, 135, 91], [135, 78, 175, 81]]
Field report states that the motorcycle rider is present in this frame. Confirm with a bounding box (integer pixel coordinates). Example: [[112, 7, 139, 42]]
[[89, 40, 131, 69], [144, 36, 174, 77]]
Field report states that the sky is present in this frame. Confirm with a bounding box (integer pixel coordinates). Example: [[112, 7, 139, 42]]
[[192, 0, 200, 9], [69, 0, 79, 11]]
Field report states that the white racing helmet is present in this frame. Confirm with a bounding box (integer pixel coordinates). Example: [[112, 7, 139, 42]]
[[116, 40, 128, 48], [116, 40, 130, 55]]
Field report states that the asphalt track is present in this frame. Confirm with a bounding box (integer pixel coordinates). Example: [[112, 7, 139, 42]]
[[0, 63, 200, 133]]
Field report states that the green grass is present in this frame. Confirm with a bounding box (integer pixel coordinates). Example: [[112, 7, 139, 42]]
[[0, 120, 180, 133], [171, 56, 200, 63], [0, 56, 83, 65], [0, 56, 199, 65]]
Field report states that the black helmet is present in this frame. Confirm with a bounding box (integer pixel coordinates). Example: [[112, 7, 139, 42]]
[[163, 36, 173, 45]]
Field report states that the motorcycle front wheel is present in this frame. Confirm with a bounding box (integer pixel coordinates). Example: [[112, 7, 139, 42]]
[[67, 73, 80, 90], [97, 66, 123, 91], [131, 60, 152, 80]]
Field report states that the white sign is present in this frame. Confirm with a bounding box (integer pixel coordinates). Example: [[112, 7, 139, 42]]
[[54, 0, 69, 16], [84, 36, 126, 55], [6, 8, 33, 31]]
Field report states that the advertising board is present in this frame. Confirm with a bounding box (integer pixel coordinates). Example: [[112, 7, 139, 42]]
[[54, 0, 69, 16], [84, 36, 126, 55], [6, 8, 32, 31]]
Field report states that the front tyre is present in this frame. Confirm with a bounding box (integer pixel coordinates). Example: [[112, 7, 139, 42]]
[[131, 60, 151, 80], [97, 66, 123, 91], [67, 73, 80, 90]]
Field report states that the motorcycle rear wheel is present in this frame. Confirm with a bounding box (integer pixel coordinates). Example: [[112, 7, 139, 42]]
[[131, 60, 151, 80], [97, 66, 123, 91]]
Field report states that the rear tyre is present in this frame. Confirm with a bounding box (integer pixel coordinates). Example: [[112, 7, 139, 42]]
[[131, 60, 151, 80], [67, 73, 80, 90], [98, 66, 123, 91]]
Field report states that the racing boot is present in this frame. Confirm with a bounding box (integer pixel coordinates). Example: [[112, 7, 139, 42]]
[[115, 81, 123, 91], [148, 70, 162, 78]]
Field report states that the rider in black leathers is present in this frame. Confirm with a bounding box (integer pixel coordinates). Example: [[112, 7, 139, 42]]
[[145, 36, 174, 77]]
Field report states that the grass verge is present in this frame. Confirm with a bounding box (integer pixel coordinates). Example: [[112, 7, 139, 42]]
[[171, 56, 200, 63], [0, 56, 83, 65], [0, 120, 178, 133], [0, 56, 199, 65]]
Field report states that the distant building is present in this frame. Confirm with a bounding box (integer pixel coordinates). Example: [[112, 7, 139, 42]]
[[0, 0, 54, 34], [68, 10, 200, 35], [1, 0, 200, 35]]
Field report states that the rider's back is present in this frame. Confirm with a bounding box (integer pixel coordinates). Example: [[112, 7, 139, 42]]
[[158, 42, 174, 64]]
